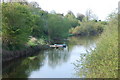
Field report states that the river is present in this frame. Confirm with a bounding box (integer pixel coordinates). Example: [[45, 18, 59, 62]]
[[2, 36, 99, 78]]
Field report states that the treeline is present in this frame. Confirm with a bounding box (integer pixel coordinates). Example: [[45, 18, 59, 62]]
[[69, 18, 107, 36], [2, 1, 106, 51], [75, 10, 118, 78], [2, 2, 79, 50]]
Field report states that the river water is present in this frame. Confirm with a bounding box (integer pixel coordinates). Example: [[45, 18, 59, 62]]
[[2, 36, 99, 78]]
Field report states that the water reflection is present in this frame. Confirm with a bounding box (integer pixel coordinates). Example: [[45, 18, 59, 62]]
[[2, 52, 45, 78], [2, 36, 99, 78], [46, 48, 70, 68], [68, 36, 98, 53]]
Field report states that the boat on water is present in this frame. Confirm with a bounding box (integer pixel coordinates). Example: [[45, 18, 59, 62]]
[[49, 44, 66, 48]]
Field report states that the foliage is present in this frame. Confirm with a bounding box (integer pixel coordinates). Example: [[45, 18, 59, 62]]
[[2, 2, 80, 50], [75, 12, 118, 78], [69, 20, 105, 36], [2, 2, 106, 51], [27, 37, 46, 46], [30, 12, 45, 38], [2, 3, 33, 50], [65, 11, 79, 28], [47, 14, 72, 43]]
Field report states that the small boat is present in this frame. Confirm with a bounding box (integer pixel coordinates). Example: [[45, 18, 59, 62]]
[[49, 44, 66, 48]]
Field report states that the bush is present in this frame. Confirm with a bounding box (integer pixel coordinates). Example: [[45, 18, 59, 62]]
[[69, 21, 104, 36], [2, 3, 33, 50], [75, 12, 118, 78], [27, 37, 46, 46]]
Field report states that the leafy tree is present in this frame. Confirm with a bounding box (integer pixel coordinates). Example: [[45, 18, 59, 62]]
[[2, 3, 33, 50], [47, 14, 71, 43], [76, 13, 85, 22], [65, 11, 79, 28], [29, 8, 46, 38], [67, 10, 75, 17]]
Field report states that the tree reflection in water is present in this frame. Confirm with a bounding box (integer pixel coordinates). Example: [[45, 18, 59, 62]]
[[46, 48, 70, 68], [2, 47, 71, 78], [68, 36, 99, 52], [2, 52, 45, 78], [2, 36, 98, 78]]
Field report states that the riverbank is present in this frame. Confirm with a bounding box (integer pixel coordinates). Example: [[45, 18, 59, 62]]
[[75, 12, 118, 78], [2, 45, 50, 62], [2, 36, 98, 78]]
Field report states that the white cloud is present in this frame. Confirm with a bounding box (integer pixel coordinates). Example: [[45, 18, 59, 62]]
[[28, 0, 119, 20]]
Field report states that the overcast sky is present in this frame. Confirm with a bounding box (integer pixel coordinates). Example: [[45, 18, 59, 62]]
[[28, 0, 119, 21]]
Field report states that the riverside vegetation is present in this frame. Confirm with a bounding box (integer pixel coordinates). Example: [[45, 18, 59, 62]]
[[74, 11, 118, 78], [1, 1, 118, 78], [2, 2, 106, 51]]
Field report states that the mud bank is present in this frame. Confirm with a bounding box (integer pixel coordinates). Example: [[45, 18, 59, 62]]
[[2, 45, 50, 62]]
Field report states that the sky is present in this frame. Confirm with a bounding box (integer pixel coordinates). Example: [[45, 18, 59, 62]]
[[28, 0, 119, 21]]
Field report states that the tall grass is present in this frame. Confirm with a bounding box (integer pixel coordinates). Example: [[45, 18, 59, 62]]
[[75, 13, 118, 78]]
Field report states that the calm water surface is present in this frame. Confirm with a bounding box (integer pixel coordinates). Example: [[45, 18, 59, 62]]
[[2, 36, 99, 78]]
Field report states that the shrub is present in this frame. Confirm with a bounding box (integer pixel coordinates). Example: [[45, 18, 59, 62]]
[[75, 12, 118, 78], [2, 3, 33, 50], [69, 21, 104, 36]]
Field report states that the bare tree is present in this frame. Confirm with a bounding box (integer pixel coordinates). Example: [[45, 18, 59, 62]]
[[86, 9, 93, 21], [85, 9, 98, 21]]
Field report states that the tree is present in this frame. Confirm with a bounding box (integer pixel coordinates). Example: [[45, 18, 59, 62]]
[[47, 14, 71, 43], [65, 11, 79, 28], [29, 6, 47, 38], [85, 9, 92, 21], [2, 3, 33, 50], [85, 9, 98, 21], [77, 13, 85, 22], [66, 10, 76, 18]]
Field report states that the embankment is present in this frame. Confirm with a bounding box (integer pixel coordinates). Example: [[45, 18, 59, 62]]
[[2, 45, 50, 62]]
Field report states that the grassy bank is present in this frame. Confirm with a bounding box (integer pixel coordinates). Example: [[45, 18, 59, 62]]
[[75, 12, 118, 78]]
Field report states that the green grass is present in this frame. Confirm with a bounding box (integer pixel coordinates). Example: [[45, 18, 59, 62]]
[[75, 14, 118, 78]]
